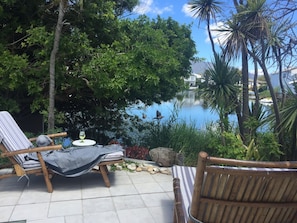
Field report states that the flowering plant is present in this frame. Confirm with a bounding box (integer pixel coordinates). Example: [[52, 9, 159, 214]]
[[125, 146, 150, 160]]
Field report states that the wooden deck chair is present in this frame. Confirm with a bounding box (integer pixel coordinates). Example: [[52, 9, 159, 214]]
[[0, 111, 123, 192], [172, 151, 297, 223]]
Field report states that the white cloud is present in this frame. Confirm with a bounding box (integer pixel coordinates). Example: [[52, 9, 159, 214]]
[[133, 0, 153, 14], [204, 22, 230, 46], [153, 5, 173, 15], [133, 0, 173, 15], [182, 4, 195, 18]]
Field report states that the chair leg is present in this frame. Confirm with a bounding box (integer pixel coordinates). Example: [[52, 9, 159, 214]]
[[99, 165, 110, 187], [37, 152, 53, 193]]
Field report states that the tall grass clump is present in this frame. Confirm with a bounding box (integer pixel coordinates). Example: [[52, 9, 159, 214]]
[[142, 116, 220, 166]]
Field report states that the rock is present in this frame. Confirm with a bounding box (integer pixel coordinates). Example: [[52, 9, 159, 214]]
[[147, 167, 154, 172], [148, 167, 159, 174], [127, 163, 137, 171], [149, 147, 176, 167], [110, 160, 172, 175], [143, 164, 154, 170], [160, 167, 171, 175], [136, 167, 142, 172], [116, 165, 123, 171]]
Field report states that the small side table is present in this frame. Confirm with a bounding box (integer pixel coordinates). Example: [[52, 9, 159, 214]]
[[72, 139, 96, 147]]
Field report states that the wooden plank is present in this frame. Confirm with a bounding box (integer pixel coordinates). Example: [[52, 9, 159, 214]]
[[263, 178, 278, 201], [233, 206, 245, 222], [1, 145, 62, 157], [173, 178, 184, 223], [199, 197, 297, 208], [29, 132, 67, 142], [37, 151, 53, 193], [207, 156, 297, 168], [189, 152, 208, 223], [177, 152, 297, 223]]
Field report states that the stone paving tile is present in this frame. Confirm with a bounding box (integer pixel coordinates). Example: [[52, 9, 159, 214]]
[[27, 216, 65, 223], [81, 184, 111, 199], [109, 184, 138, 196], [84, 211, 120, 223], [152, 173, 172, 182], [128, 172, 156, 184], [141, 192, 172, 207], [50, 187, 82, 202], [113, 194, 146, 210], [18, 189, 52, 204], [158, 180, 174, 192], [149, 206, 174, 223], [117, 207, 155, 223], [0, 189, 23, 206], [134, 182, 164, 194], [0, 176, 27, 190], [0, 205, 14, 222], [0, 169, 174, 223], [112, 173, 133, 185], [65, 215, 83, 223], [10, 202, 50, 221], [82, 197, 115, 214], [48, 200, 82, 218]]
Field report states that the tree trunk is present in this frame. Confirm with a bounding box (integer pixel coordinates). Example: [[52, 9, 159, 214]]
[[207, 16, 216, 56], [252, 58, 260, 116], [248, 46, 281, 137], [292, 121, 297, 160], [241, 47, 250, 142], [276, 47, 286, 108], [48, 0, 67, 131]]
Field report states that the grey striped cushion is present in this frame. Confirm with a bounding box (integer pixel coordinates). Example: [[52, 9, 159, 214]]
[[0, 111, 34, 165], [172, 165, 196, 223]]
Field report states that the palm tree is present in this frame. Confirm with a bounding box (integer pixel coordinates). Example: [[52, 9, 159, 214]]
[[201, 53, 240, 134], [219, 16, 250, 140], [278, 88, 297, 159], [268, 18, 294, 108], [219, 0, 270, 142], [188, 0, 223, 56]]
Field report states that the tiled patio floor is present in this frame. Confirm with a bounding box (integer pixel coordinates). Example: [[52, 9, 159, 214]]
[[0, 170, 174, 223]]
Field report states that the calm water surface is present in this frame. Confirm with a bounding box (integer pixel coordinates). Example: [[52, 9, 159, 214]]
[[127, 91, 237, 129]]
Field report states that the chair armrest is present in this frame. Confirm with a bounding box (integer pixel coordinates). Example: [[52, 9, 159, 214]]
[[29, 132, 67, 142], [173, 177, 185, 223], [0, 145, 62, 157]]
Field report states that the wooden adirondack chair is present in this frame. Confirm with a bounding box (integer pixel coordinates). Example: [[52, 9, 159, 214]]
[[172, 151, 297, 223], [0, 111, 123, 192]]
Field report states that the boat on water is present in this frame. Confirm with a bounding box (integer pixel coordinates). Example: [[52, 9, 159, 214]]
[[260, 97, 273, 106]]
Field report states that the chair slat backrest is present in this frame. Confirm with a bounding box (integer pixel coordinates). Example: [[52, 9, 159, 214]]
[[190, 152, 297, 223], [0, 111, 33, 164]]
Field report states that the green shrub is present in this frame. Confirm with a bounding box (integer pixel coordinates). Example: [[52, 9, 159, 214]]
[[255, 132, 283, 161], [141, 117, 221, 166], [213, 131, 246, 160], [131, 107, 283, 165]]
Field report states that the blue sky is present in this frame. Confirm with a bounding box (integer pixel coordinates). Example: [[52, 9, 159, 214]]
[[130, 0, 297, 75], [130, 0, 225, 63]]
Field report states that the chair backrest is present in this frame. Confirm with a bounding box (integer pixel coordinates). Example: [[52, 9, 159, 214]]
[[0, 111, 33, 164], [190, 152, 297, 223]]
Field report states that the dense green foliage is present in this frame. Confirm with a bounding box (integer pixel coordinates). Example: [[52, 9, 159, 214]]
[[0, 0, 196, 141], [139, 112, 282, 166], [190, 0, 297, 160], [2, 0, 297, 162]]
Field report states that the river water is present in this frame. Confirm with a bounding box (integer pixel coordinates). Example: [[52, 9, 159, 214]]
[[127, 91, 237, 129]]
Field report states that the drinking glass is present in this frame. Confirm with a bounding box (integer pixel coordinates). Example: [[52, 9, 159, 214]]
[[79, 130, 86, 142]]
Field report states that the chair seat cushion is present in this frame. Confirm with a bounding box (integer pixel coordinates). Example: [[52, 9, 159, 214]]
[[22, 160, 41, 169], [102, 151, 124, 161], [172, 165, 196, 223]]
